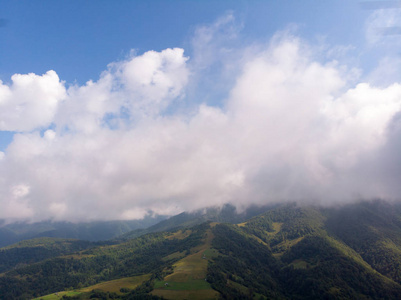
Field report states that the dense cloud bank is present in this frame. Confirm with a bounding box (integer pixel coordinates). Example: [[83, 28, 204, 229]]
[[1, 29, 401, 222]]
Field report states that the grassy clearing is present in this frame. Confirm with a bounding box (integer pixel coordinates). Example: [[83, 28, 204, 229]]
[[162, 250, 186, 261], [381, 239, 401, 254], [154, 279, 210, 290], [164, 229, 215, 282], [273, 222, 283, 231], [272, 236, 304, 254], [79, 274, 150, 293], [152, 228, 220, 299], [269, 222, 283, 235], [251, 235, 269, 246], [34, 291, 81, 300], [166, 230, 192, 240], [164, 250, 208, 282], [290, 259, 309, 269], [34, 274, 150, 299]]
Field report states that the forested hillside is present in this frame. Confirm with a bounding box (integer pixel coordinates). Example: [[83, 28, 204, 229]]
[[117, 204, 273, 240], [2, 200, 401, 299], [0, 216, 167, 247]]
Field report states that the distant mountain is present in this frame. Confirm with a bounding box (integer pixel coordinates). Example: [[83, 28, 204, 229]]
[[0, 227, 18, 248], [0, 237, 98, 274], [117, 203, 275, 240], [3, 200, 401, 299], [0, 215, 167, 247], [0, 204, 271, 247]]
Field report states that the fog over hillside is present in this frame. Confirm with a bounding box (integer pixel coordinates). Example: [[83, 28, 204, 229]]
[[1, 12, 401, 223]]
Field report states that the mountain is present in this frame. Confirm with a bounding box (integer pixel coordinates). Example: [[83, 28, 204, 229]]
[[0, 237, 98, 274], [0, 204, 270, 248], [0, 215, 167, 247], [2, 200, 401, 299], [117, 203, 275, 240]]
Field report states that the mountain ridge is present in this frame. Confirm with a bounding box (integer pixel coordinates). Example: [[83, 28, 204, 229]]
[[2, 200, 401, 299]]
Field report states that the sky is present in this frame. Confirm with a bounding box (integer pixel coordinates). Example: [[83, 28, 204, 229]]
[[1, 1, 401, 223]]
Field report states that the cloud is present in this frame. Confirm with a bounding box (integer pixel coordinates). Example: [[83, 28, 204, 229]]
[[360, 1, 401, 10], [365, 8, 401, 45], [223, 36, 401, 205], [367, 56, 401, 86], [119, 48, 189, 110], [191, 12, 240, 70], [53, 48, 189, 135], [1, 19, 401, 222], [0, 71, 66, 131]]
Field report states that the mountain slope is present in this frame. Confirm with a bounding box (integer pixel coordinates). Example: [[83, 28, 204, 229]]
[[326, 201, 401, 284], [118, 203, 275, 240], [0, 223, 210, 299], [0, 216, 167, 247], [3, 201, 401, 299], [204, 202, 401, 299], [0, 237, 97, 273]]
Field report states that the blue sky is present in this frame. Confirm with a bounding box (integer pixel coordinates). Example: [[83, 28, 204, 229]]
[[1, 1, 368, 84], [1, 1, 401, 222]]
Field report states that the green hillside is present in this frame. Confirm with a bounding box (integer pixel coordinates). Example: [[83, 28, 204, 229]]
[[117, 204, 273, 240], [32, 274, 151, 300], [3, 201, 401, 299], [0, 237, 97, 273], [0, 216, 167, 247]]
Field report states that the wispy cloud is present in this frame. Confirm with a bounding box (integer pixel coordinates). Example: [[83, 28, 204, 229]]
[[365, 7, 401, 43], [360, 1, 401, 10]]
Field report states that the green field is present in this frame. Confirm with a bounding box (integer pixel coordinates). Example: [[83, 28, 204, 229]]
[[154, 279, 210, 290], [80, 274, 150, 292], [34, 291, 81, 300], [289, 259, 309, 269], [33, 274, 150, 299], [152, 229, 220, 299], [162, 250, 186, 261]]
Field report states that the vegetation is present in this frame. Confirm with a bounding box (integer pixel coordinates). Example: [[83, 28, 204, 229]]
[[0, 237, 96, 273], [0, 223, 209, 299], [3, 200, 401, 299], [118, 204, 273, 240], [0, 218, 167, 247]]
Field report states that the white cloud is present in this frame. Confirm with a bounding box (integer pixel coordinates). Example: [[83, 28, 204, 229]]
[[367, 56, 401, 86], [44, 129, 56, 141], [53, 48, 189, 134], [0, 71, 66, 131], [119, 48, 189, 114], [11, 184, 30, 198], [1, 21, 401, 222], [365, 8, 401, 46], [191, 12, 239, 69]]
